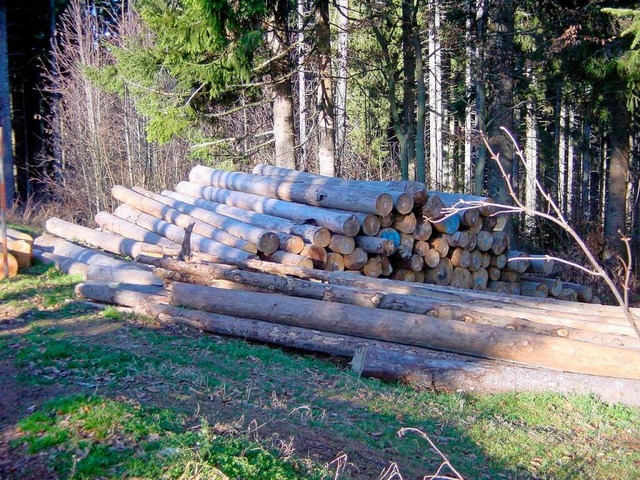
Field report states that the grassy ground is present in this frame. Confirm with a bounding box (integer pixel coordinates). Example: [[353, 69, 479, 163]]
[[1, 262, 639, 479]]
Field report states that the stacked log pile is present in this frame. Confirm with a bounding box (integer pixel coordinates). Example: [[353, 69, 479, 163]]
[[30, 164, 640, 402]]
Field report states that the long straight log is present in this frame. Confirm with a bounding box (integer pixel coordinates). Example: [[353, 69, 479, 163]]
[[252, 164, 421, 211], [355, 235, 396, 256], [527, 255, 555, 275], [162, 190, 331, 247], [522, 276, 563, 297], [170, 282, 640, 379], [350, 346, 640, 406], [34, 249, 90, 277], [34, 234, 138, 269], [114, 204, 254, 262], [190, 166, 394, 216], [112, 186, 256, 253], [132, 187, 280, 254], [95, 211, 179, 249], [176, 181, 360, 236], [86, 264, 162, 286], [45, 217, 166, 260]]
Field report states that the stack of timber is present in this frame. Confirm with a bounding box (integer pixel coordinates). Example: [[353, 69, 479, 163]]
[[1, 228, 34, 278], [30, 164, 640, 404]]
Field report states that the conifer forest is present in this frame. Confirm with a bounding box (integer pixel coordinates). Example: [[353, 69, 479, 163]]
[[2, 0, 640, 266]]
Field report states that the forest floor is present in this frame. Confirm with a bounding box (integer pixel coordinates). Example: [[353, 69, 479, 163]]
[[1, 262, 640, 480]]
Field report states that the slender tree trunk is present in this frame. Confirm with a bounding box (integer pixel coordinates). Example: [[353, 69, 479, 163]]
[[486, 0, 514, 238], [0, 3, 13, 205], [415, 26, 426, 183], [581, 118, 592, 221], [604, 89, 630, 254], [335, 0, 349, 163], [464, 0, 474, 193], [267, 0, 296, 169], [401, 0, 416, 180], [524, 64, 538, 234], [297, 0, 308, 170], [428, 0, 443, 189], [557, 93, 567, 213], [473, 0, 487, 195], [315, 0, 336, 176], [567, 106, 576, 221]]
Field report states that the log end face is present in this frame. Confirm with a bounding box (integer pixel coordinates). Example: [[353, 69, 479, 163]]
[[376, 193, 394, 217]]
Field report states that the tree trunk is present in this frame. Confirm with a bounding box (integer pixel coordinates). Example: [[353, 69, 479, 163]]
[[170, 282, 640, 379], [0, 4, 13, 205], [401, 0, 416, 180], [267, 0, 297, 168], [315, 0, 336, 176], [335, 0, 348, 161], [604, 88, 630, 254], [524, 62, 538, 234], [428, 0, 443, 189]]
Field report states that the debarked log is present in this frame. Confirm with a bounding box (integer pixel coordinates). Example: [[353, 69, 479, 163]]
[[189, 166, 394, 216], [170, 282, 640, 379], [176, 181, 360, 237]]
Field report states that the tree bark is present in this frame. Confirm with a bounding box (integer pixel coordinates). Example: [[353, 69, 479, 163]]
[[0, 4, 14, 205], [315, 0, 336, 176], [170, 282, 640, 379]]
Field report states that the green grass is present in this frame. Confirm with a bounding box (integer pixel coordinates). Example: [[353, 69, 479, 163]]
[[2, 263, 640, 479]]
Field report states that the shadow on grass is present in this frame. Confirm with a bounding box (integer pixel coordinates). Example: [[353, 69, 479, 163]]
[[1, 267, 638, 479]]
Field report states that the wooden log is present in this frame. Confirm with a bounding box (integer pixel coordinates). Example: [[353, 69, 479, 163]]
[[379, 256, 393, 277], [466, 234, 477, 251], [490, 253, 507, 269], [487, 266, 502, 281], [456, 208, 481, 228], [412, 217, 433, 241], [423, 249, 442, 269], [522, 276, 563, 297], [428, 237, 449, 258], [500, 269, 522, 283], [398, 254, 424, 272], [449, 267, 472, 289], [471, 267, 489, 290], [170, 282, 640, 379], [431, 214, 461, 234], [325, 253, 345, 271], [265, 250, 314, 268], [475, 230, 494, 252], [491, 231, 510, 255], [299, 244, 328, 268], [343, 247, 369, 270], [392, 212, 417, 234], [520, 280, 549, 298], [163, 189, 331, 247], [328, 234, 356, 255], [481, 252, 491, 269], [362, 257, 383, 277], [506, 250, 531, 273], [45, 217, 166, 260], [350, 346, 640, 406], [132, 187, 280, 254], [86, 264, 163, 286], [413, 240, 430, 256], [189, 166, 394, 216], [114, 204, 254, 261], [449, 248, 471, 268], [379, 213, 394, 228], [377, 228, 401, 249], [355, 235, 396, 256], [419, 194, 445, 219], [397, 233, 415, 260], [273, 232, 305, 254], [562, 282, 594, 303], [488, 280, 521, 295], [442, 231, 471, 248], [0, 252, 18, 278], [95, 211, 179, 249], [34, 234, 138, 269], [251, 164, 415, 213], [527, 254, 555, 275], [558, 288, 578, 302], [468, 220, 484, 235], [176, 181, 360, 237], [33, 249, 90, 277], [413, 270, 425, 283], [113, 186, 257, 254], [391, 268, 416, 282], [424, 257, 453, 286], [4, 228, 33, 268], [469, 249, 483, 272], [482, 215, 498, 231], [355, 213, 381, 236]]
